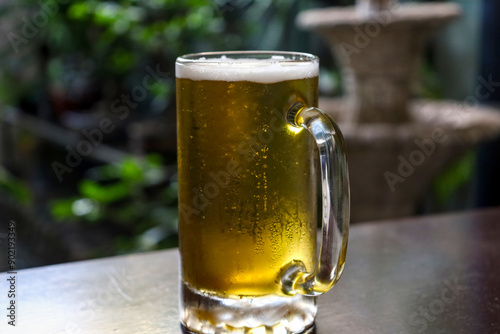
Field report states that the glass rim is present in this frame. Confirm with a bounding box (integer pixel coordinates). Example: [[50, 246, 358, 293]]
[[176, 51, 319, 65]]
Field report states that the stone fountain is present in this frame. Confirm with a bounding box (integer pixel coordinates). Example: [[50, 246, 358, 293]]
[[297, 0, 500, 222]]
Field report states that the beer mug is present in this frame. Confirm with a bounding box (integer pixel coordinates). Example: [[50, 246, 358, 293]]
[[176, 51, 349, 333]]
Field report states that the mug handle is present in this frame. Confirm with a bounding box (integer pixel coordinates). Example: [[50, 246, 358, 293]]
[[282, 103, 350, 296]]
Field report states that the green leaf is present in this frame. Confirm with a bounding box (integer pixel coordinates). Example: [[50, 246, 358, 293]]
[[50, 198, 79, 221], [433, 151, 475, 205], [68, 2, 90, 20], [120, 158, 144, 182], [79, 179, 130, 203]]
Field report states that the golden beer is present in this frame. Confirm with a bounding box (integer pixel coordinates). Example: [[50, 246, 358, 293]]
[[177, 75, 318, 297]]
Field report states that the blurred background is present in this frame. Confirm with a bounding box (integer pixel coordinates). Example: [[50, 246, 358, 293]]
[[0, 0, 498, 270]]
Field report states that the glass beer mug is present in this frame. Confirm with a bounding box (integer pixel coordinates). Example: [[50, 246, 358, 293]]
[[176, 51, 349, 333]]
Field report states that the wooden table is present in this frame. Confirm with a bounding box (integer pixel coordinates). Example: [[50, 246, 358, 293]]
[[2, 208, 500, 333]]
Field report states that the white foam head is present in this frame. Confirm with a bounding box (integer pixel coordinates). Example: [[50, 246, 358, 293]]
[[176, 53, 319, 84]]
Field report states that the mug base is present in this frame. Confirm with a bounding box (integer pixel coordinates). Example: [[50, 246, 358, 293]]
[[180, 282, 317, 333], [180, 322, 317, 334]]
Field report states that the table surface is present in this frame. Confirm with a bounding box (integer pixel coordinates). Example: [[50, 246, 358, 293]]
[[2, 208, 500, 334]]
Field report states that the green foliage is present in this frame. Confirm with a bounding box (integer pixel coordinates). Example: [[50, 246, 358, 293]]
[[60, 0, 228, 65], [0, 166, 32, 204], [432, 151, 475, 207], [1, 0, 327, 113], [50, 155, 179, 253], [0, 0, 250, 113]]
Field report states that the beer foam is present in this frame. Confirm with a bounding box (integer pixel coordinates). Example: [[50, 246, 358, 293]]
[[176, 56, 319, 83]]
